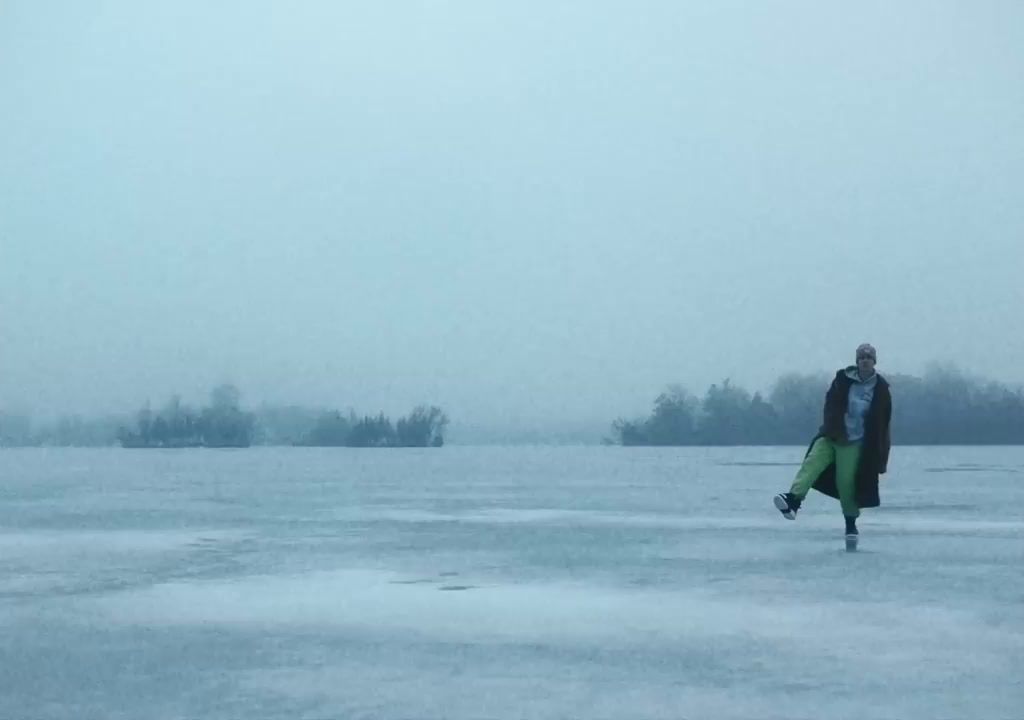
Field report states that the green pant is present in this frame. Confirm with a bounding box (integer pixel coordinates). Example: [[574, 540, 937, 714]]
[[790, 437, 862, 518]]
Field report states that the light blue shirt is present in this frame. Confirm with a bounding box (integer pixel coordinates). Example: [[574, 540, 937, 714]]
[[844, 371, 877, 443]]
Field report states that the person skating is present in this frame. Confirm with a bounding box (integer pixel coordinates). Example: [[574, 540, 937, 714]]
[[774, 343, 892, 550]]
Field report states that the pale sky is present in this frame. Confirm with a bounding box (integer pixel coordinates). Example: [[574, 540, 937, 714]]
[[2, 1, 1022, 429]]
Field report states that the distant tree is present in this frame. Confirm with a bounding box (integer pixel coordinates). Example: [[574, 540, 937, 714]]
[[892, 366, 1024, 445], [151, 416, 169, 445], [136, 403, 153, 444], [395, 405, 449, 447], [769, 373, 828, 443], [645, 385, 698, 445], [698, 380, 752, 445], [611, 417, 649, 446], [160, 394, 200, 445], [347, 413, 395, 447], [200, 384, 254, 448], [746, 391, 780, 445], [119, 394, 201, 447], [612, 366, 1024, 446]]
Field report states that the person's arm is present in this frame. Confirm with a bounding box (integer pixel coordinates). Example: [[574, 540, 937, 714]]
[[821, 374, 844, 440], [879, 390, 892, 474]]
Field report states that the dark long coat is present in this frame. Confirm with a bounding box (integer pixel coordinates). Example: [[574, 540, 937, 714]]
[[809, 368, 892, 508]]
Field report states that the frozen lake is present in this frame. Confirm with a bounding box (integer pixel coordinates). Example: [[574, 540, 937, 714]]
[[1, 445, 1022, 719]]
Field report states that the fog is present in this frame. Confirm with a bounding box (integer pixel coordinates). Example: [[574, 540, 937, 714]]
[[2, 1, 1022, 433]]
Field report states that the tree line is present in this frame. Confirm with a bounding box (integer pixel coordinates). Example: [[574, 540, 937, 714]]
[[3, 366, 1022, 447], [118, 384, 255, 448], [0, 384, 449, 449], [294, 406, 448, 447], [610, 366, 1024, 446]]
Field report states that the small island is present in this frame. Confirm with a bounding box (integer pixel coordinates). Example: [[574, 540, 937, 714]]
[[112, 384, 449, 449]]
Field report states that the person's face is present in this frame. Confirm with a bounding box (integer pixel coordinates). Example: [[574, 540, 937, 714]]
[[856, 349, 876, 374]]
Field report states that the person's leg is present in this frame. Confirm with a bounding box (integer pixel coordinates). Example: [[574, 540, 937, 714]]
[[789, 437, 836, 499], [775, 437, 836, 519], [833, 442, 862, 521]]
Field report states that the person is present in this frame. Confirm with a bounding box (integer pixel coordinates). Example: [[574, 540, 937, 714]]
[[773, 343, 892, 549]]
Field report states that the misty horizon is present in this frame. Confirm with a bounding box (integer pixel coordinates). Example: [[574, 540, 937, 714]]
[[4, 361, 1022, 449], [3, 358, 1021, 421]]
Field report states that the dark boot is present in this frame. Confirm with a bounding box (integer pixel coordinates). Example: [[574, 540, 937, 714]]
[[773, 492, 802, 520], [845, 515, 859, 552]]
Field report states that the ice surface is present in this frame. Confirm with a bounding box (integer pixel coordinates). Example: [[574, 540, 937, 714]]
[[1, 446, 1021, 719]]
